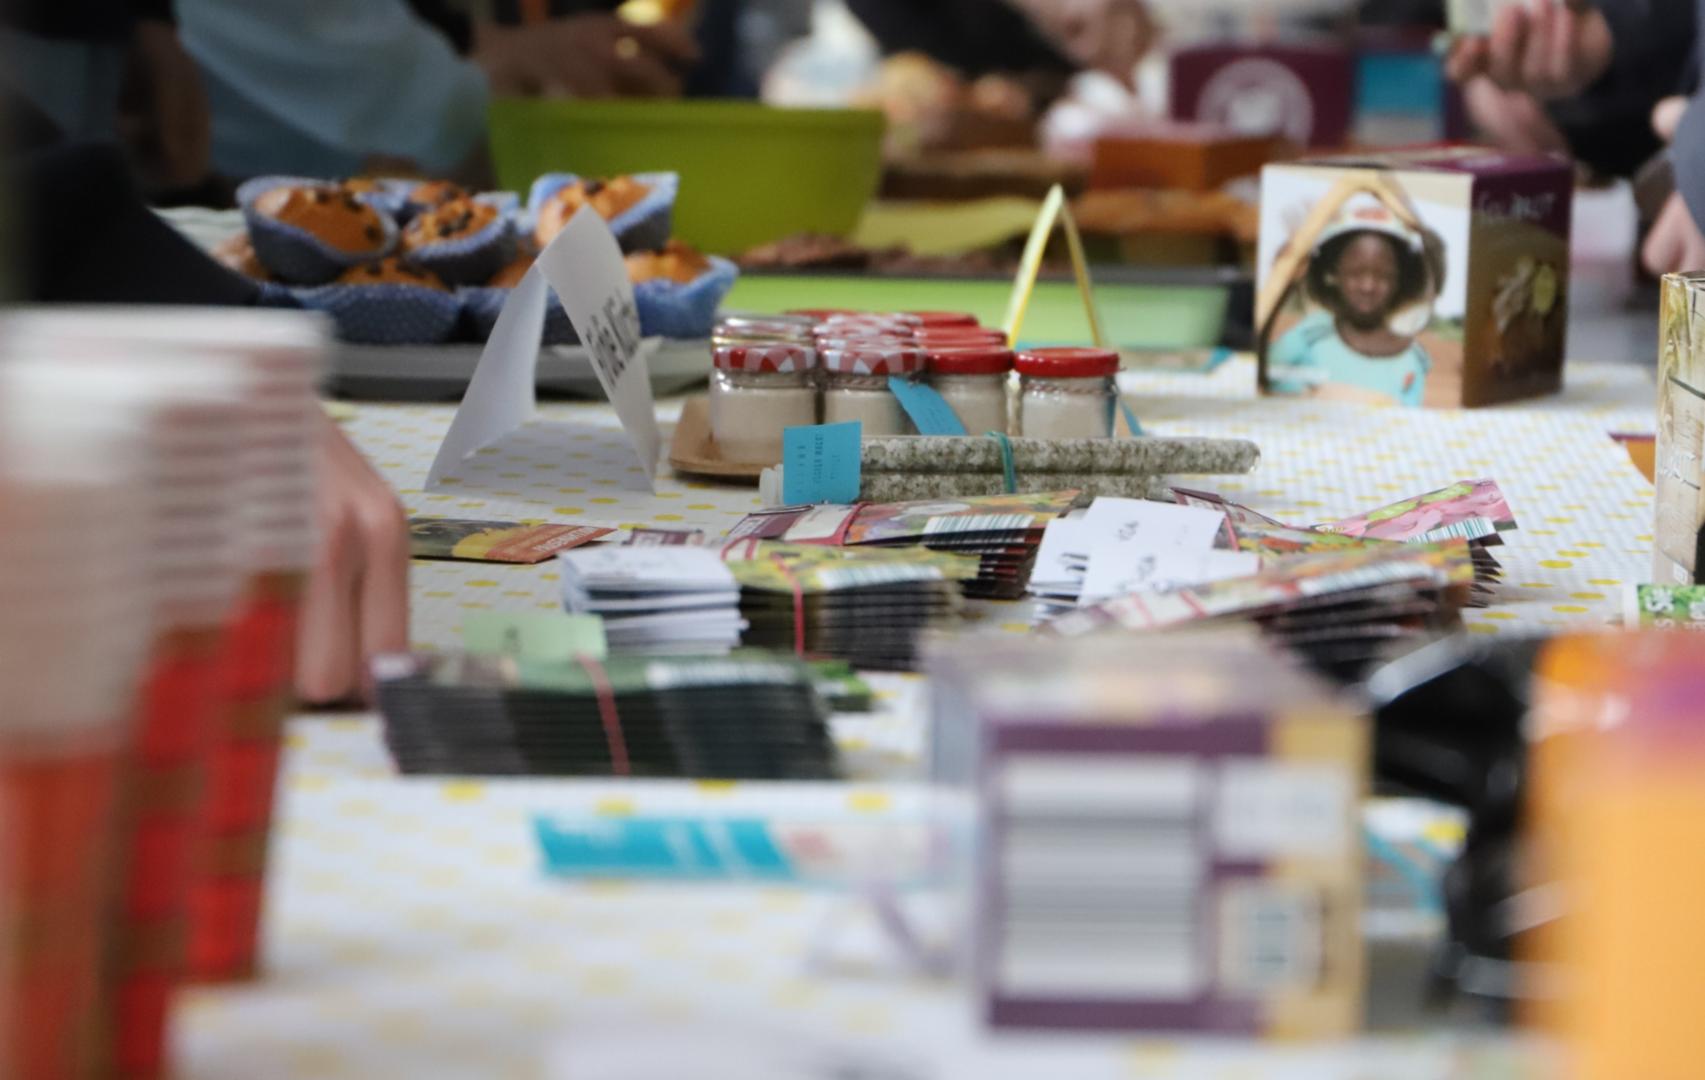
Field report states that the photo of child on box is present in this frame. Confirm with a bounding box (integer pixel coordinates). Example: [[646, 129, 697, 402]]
[[1257, 150, 1571, 409], [1268, 197, 1443, 406]]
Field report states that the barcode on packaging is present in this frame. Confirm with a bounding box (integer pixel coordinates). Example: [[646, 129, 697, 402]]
[[993, 755, 1205, 999], [923, 513, 1037, 537], [815, 565, 945, 590]]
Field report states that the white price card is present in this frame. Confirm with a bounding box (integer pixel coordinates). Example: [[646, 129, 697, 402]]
[[428, 206, 660, 492]]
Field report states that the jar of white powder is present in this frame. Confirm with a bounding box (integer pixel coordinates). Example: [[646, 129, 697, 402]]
[[710, 343, 819, 465], [818, 345, 925, 436], [1016, 347, 1119, 439], [926, 345, 1013, 435]]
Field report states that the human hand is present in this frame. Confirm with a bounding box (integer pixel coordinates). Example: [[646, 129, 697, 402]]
[[1011, 0, 1156, 85], [1460, 76, 1568, 156], [295, 414, 409, 705], [473, 15, 699, 99], [1653, 95, 1688, 143], [1444, 0, 1612, 101], [117, 20, 212, 191], [1642, 191, 1705, 277]]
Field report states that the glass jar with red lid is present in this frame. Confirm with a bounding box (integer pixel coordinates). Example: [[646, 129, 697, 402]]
[[1015, 347, 1119, 439], [927, 345, 1014, 434], [819, 345, 926, 436], [710, 343, 818, 464]]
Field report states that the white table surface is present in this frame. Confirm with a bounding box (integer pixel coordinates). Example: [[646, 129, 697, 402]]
[[174, 351, 1653, 1078]]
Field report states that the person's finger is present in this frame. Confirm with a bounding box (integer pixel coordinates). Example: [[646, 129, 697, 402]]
[[1643, 195, 1693, 276], [1546, 4, 1581, 92], [1445, 39, 1487, 84], [632, 21, 701, 68], [1519, 3, 1557, 92], [1654, 96, 1689, 142], [295, 488, 362, 705], [1486, 5, 1531, 89], [353, 492, 409, 697]]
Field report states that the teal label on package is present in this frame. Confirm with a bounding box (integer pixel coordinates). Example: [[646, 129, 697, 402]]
[[887, 376, 968, 436], [783, 421, 862, 504]]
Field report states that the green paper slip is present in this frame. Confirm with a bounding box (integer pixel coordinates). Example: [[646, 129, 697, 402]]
[[462, 612, 608, 661]]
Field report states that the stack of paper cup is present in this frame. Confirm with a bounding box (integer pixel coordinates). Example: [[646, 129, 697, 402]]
[[6, 308, 330, 984], [0, 358, 155, 1080]]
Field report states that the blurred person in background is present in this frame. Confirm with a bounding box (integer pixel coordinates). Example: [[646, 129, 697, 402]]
[[1441, 0, 1701, 274], [846, 0, 1154, 92], [176, 0, 698, 183], [0, 0, 213, 201]]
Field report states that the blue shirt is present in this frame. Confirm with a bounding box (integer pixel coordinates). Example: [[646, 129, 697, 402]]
[[177, 0, 489, 180], [1268, 310, 1431, 407]]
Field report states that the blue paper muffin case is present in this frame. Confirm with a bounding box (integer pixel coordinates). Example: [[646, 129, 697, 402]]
[[238, 176, 398, 286], [402, 204, 520, 287], [292, 283, 461, 346], [526, 172, 678, 254]]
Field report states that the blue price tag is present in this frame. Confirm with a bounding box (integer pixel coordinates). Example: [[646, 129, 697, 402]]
[[783, 421, 862, 504], [1120, 399, 1145, 437], [886, 376, 968, 436]]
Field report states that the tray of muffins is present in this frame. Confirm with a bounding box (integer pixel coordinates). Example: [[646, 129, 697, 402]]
[[215, 172, 737, 397]]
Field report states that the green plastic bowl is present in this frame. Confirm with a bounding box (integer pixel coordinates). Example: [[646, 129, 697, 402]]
[[487, 99, 885, 255]]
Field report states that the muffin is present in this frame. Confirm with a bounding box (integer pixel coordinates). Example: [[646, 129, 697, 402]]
[[488, 252, 535, 289], [335, 257, 447, 290], [401, 196, 500, 252], [534, 176, 653, 247], [405, 179, 469, 215], [253, 183, 388, 255], [212, 233, 271, 281], [625, 240, 712, 285]]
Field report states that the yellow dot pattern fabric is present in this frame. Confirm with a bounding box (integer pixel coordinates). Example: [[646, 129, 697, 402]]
[[177, 356, 1652, 1074]]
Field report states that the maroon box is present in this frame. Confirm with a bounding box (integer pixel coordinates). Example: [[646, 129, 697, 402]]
[[1170, 42, 1355, 149]]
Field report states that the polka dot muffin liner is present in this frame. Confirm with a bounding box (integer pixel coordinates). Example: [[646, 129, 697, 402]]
[[526, 172, 678, 254], [458, 285, 579, 346], [291, 282, 461, 345], [237, 175, 398, 286], [634, 257, 739, 340], [344, 178, 416, 221], [402, 200, 521, 287]]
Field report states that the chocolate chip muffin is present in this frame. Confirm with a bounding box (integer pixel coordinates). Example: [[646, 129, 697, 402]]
[[253, 184, 388, 255], [534, 176, 652, 247], [400, 196, 500, 252], [624, 240, 712, 285], [335, 257, 448, 290]]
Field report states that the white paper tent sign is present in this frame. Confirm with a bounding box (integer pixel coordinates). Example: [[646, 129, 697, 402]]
[[427, 206, 661, 493]]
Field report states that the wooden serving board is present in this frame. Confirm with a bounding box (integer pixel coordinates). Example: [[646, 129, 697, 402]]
[[667, 395, 766, 483]]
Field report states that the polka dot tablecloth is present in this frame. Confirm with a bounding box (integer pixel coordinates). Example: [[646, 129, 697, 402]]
[[175, 356, 1652, 1078], [372, 355, 1657, 653]]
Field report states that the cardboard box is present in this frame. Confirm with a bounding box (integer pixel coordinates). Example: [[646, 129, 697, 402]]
[[1257, 147, 1573, 408], [1655, 273, 1705, 582], [929, 632, 1366, 1039], [1170, 43, 1355, 149], [1088, 124, 1285, 192]]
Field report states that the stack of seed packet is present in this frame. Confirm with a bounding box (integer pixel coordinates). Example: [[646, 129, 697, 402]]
[[928, 630, 1367, 1038], [1053, 541, 1478, 682], [1177, 478, 1516, 605], [1026, 517, 1092, 620], [1023, 498, 1256, 623], [372, 650, 837, 779], [719, 541, 974, 671], [729, 492, 1076, 601], [559, 547, 745, 654]]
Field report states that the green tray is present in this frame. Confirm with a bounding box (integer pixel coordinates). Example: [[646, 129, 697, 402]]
[[488, 99, 885, 255], [723, 274, 1232, 349]]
